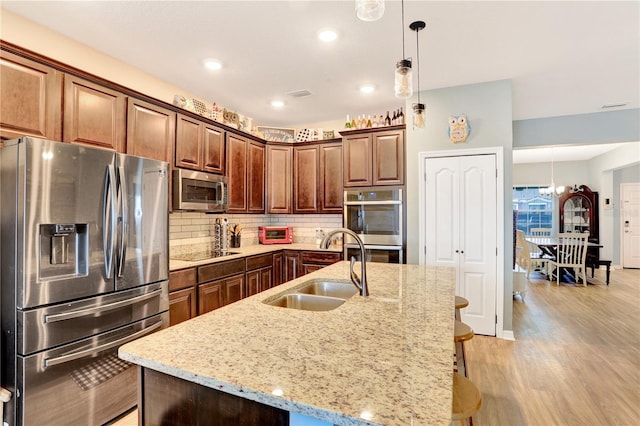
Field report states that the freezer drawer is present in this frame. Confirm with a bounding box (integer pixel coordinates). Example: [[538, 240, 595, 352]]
[[19, 281, 168, 355], [15, 313, 168, 426]]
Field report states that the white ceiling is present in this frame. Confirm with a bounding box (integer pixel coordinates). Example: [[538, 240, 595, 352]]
[[512, 142, 633, 164], [2, 1, 639, 129]]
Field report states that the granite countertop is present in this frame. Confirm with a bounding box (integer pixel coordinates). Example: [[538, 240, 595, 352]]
[[119, 262, 456, 426], [169, 243, 343, 271]]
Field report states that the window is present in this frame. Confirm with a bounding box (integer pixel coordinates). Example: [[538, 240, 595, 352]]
[[512, 186, 555, 235]]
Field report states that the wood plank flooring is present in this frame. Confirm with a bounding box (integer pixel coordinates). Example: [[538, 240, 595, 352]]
[[466, 267, 640, 425]]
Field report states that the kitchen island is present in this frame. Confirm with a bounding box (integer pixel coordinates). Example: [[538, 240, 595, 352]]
[[119, 261, 456, 425]]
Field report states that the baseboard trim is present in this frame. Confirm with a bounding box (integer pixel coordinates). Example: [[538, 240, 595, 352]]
[[501, 330, 516, 341]]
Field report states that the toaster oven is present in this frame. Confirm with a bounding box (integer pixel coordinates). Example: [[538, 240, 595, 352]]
[[258, 226, 293, 244]]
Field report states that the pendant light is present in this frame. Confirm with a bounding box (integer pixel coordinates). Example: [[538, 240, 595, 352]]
[[538, 149, 565, 197], [410, 20, 426, 128], [356, 0, 385, 22], [394, 0, 412, 98]]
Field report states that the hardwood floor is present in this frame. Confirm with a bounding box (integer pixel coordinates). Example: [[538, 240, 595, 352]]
[[466, 267, 640, 425]]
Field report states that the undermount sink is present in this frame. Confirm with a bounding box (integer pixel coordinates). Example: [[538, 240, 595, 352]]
[[296, 279, 358, 299], [266, 294, 346, 311], [263, 279, 357, 312]]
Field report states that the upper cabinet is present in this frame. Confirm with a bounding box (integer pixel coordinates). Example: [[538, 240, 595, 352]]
[[0, 50, 62, 141], [267, 140, 343, 214], [126, 98, 175, 164], [341, 126, 405, 187], [266, 145, 293, 214], [559, 185, 599, 242], [227, 134, 265, 213], [63, 74, 126, 151], [175, 113, 225, 174]]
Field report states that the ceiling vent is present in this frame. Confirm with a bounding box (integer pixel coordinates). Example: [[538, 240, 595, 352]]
[[287, 89, 312, 98]]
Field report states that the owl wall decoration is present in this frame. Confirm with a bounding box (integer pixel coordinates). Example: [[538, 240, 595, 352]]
[[448, 115, 470, 143]]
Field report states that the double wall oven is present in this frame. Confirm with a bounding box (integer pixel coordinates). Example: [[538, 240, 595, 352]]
[[343, 188, 405, 263]]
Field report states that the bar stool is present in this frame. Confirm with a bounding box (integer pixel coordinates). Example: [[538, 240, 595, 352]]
[[455, 296, 469, 321], [452, 372, 482, 425], [454, 320, 474, 377]]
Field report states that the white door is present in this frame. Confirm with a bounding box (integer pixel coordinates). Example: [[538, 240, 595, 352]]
[[425, 154, 497, 335], [621, 183, 640, 268]]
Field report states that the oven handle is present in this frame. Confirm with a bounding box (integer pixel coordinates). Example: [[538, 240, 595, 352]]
[[43, 320, 163, 368], [43, 289, 162, 323]]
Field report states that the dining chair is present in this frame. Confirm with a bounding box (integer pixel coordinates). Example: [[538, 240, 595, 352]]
[[547, 232, 589, 286], [530, 227, 553, 237], [515, 230, 548, 278]]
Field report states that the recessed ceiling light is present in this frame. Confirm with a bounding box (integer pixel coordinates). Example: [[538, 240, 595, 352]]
[[271, 100, 285, 108], [360, 84, 375, 94], [318, 29, 338, 42], [203, 58, 222, 71]]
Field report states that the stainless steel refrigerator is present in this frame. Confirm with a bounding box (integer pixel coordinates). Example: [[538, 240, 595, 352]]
[[0, 137, 170, 425]]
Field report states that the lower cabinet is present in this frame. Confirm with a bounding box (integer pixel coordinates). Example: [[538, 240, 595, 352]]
[[283, 250, 301, 282], [272, 252, 284, 286], [168, 268, 197, 326], [198, 274, 245, 315], [301, 251, 343, 275]]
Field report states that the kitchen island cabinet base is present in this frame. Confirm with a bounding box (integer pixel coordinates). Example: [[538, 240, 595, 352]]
[[139, 367, 289, 425]]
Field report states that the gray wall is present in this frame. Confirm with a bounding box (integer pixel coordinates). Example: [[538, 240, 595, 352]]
[[405, 79, 514, 332]]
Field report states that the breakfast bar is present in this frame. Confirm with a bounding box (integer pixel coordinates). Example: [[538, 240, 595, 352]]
[[119, 261, 456, 425]]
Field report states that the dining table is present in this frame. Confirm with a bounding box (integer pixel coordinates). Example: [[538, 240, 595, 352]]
[[526, 236, 605, 284]]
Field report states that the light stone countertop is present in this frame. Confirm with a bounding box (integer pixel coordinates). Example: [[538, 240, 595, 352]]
[[119, 261, 456, 426], [169, 242, 343, 271]]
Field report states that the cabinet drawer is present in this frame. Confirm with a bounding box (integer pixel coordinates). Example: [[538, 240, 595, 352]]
[[246, 253, 273, 271], [301, 251, 342, 265], [198, 259, 246, 283], [169, 268, 196, 292]]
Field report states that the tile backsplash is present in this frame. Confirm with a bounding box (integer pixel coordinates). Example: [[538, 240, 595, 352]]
[[169, 212, 342, 245]]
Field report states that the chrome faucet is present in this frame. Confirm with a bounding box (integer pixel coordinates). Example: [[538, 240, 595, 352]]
[[320, 228, 369, 297]]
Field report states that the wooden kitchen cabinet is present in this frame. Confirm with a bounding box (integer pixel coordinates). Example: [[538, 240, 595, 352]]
[[126, 98, 175, 164], [300, 251, 342, 275], [293, 145, 319, 213], [175, 113, 225, 174], [266, 145, 292, 214], [198, 274, 245, 315], [227, 134, 265, 213], [283, 250, 301, 282], [63, 74, 126, 151], [272, 251, 284, 286], [342, 126, 405, 187], [168, 268, 197, 326], [0, 50, 62, 141], [319, 142, 343, 213], [245, 253, 273, 296]]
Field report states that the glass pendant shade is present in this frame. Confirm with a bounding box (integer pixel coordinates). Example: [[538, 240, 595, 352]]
[[413, 103, 425, 128], [356, 0, 385, 22], [394, 59, 412, 98]]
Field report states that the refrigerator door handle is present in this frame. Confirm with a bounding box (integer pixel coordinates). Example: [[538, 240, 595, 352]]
[[43, 320, 163, 368], [103, 165, 117, 279], [43, 288, 162, 323], [117, 166, 129, 278]]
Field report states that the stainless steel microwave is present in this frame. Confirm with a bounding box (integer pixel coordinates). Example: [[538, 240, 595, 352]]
[[173, 169, 228, 212]]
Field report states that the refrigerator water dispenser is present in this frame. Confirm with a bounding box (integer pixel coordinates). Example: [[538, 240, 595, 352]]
[[39, 223, 88, 280]]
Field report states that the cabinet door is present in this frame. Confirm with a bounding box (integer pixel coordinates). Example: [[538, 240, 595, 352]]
[[319, 143, 343, 213], [266, 145, 292, 214], [0, 50, 62, 141], [246, 270, 260, 297], [127, 98, 175, 163], [293, 145, 319, 213], [343, 134, 372, 187], [372, 130, 404, 185], [198, 280, 224, 315], [169, 287, 197, 326], [272, 252, 284, 286], [283, 251, 301, 281], [175, 113, 203, 170], [223, 274, 245, 305], [227, 134, 248, 212], [248, 141, 266, 213], [63, 75, 126, 151], [260, 267, 273, 291], [202, 124, 225, 174]]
